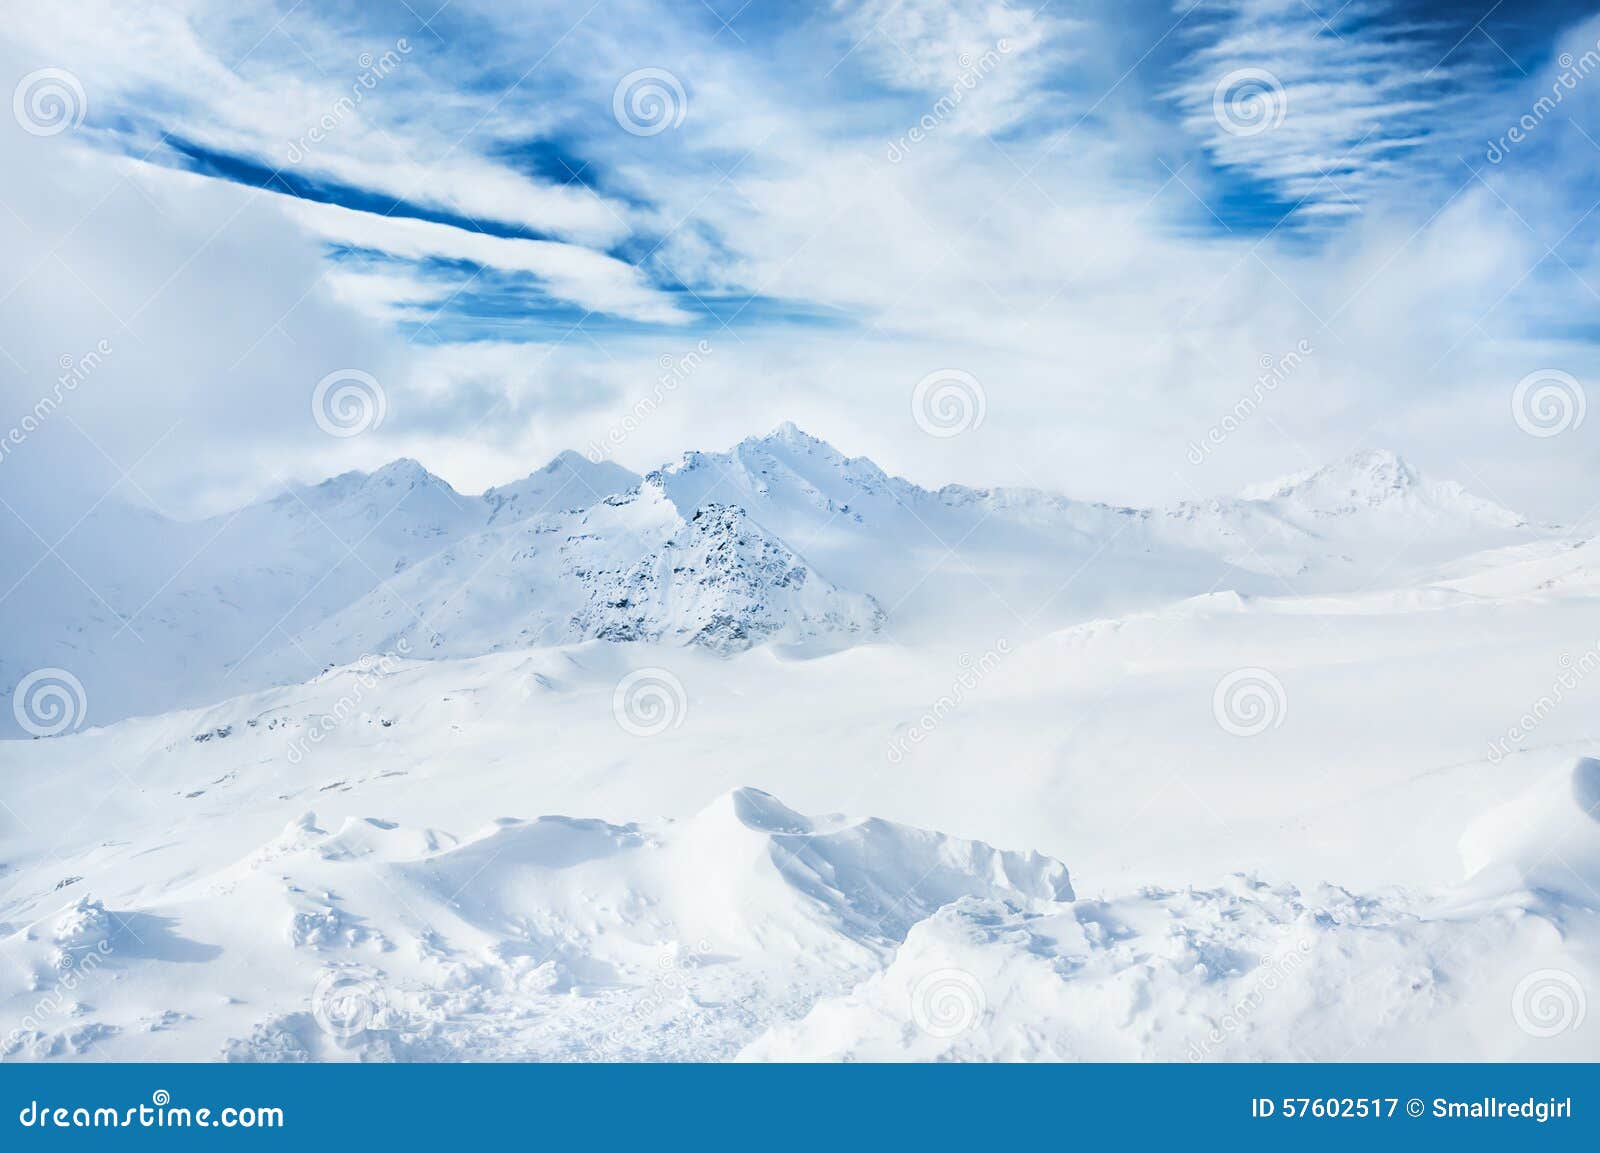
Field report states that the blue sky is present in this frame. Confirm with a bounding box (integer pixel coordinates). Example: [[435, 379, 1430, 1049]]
[[2, 0, 1600, 521]]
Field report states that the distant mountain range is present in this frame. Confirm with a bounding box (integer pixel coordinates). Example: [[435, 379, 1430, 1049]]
[[0, 424, 1537, 734]]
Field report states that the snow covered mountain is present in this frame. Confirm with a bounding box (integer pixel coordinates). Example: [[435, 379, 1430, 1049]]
[[0, 425, 1540, 734], [288, 478, 884, 667], [1192, 448, 1532, 579], [652, 426, 1534, 634], [0, 459, 484, 735], [574, 500, 885, 653]]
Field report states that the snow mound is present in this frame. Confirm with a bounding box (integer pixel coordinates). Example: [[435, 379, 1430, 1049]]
[[740, 877, 1586, 1062], [391, 786, 1067, 963], [1460, 757, 1600, 898], [0, 788, 1072, 1061]]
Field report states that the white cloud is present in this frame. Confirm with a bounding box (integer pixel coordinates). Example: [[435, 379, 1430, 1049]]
[[320, 265, 457, 325], [839, 0, 1071, 137], [3, 0, 634, 245], [277, 192, 690, 325]]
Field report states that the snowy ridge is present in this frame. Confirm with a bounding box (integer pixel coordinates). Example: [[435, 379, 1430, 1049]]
[[483, 451, 640, 524], [649, 428, 1539, 637], [0, 425, 1546, 732], [1235, 448, 1525, 529], [1239, 448, 1425, 504]]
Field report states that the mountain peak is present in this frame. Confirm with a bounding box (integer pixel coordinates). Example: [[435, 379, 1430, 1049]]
[[1239, 449, 1419, 504], [544, 448, 594, 472], [1231, 449, 1524, 529], [282, 457, 453, 508], [770, 419, 811, 441], [1335, 448, 1417, 488], [483, 451, 640, 523], [747, 420, 828, 450], [368, 457, 435, 485]]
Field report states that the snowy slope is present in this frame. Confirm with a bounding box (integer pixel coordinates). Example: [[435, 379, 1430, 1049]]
[[0, 452, 638, 735], [2, 717, 1592, 1062], [0, 460, 484, 735], [5, 544, 1600, 1062], [483, 451, 640, 525], [1426, 536, 1600, 600]]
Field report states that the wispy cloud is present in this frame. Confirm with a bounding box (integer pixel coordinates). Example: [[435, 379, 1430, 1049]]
[[1169, 0, 1476, 223]]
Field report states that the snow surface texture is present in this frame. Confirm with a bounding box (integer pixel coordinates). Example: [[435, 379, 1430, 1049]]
[[1, 428, 1596, 1061]]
